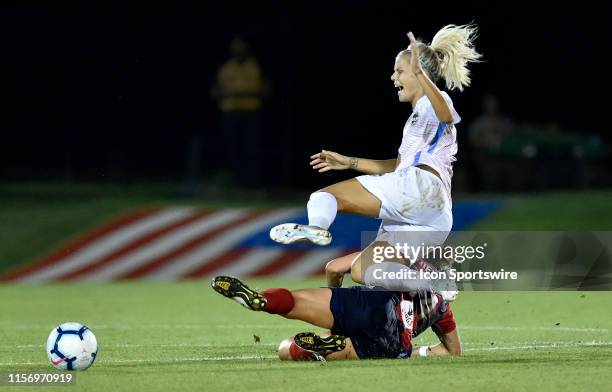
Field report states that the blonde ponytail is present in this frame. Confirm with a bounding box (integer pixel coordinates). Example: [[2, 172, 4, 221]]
[[430, 24, 482, 92]]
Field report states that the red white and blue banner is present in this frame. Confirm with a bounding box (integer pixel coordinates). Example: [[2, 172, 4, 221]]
[[0, 203, 497, 283]]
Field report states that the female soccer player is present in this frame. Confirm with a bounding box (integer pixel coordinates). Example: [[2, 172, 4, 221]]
[[269, 25, 481, 284], [211, 275, 460, 360]]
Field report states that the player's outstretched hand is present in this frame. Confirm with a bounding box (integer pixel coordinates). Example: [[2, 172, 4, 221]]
[[407, 32, 423, 76], [310, 150, 350, 173]]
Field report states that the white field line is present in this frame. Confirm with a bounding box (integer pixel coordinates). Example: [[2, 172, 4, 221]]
[[462, 341, 612, 352], [0, 355, 279, 366], [1, 341, 611, 366], [0, 324, 300, 331], [1, 324, 608, 333], [3, 340, 609, 351], [460, 325, 610, 333], [5, 343, 278, 349]]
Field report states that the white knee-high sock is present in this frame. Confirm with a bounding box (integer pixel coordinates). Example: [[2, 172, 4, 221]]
[[307, 192, 338, 230]]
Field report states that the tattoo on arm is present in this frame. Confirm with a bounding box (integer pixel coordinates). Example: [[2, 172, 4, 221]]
[[349, 157, 358, 170]]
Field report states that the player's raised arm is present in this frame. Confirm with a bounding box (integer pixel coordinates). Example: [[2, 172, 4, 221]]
[[407, 32, 454, 124], [310, 150, 396, 175]]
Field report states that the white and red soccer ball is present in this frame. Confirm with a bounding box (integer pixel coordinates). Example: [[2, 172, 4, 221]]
[[46, 322, 98, 371]]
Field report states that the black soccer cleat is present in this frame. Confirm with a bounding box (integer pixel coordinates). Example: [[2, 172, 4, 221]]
[[210, 276, 267, 311], [294, 332, 346, 357]]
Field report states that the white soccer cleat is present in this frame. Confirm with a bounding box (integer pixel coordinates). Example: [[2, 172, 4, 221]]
[[269, 223, 332, 246]]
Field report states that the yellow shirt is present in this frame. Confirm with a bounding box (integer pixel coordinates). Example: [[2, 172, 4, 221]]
[[217, 58, 263, 111]]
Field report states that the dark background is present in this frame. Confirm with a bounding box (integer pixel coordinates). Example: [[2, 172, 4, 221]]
[[1, 2, 610, 193]]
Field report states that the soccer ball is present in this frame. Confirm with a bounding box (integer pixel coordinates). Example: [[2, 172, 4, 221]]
[[46, 322, 98, 371]]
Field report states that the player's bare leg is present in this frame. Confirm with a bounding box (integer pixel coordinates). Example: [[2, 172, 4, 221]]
[[285, 288, 334, 328], [211, 276, 346, 361], [270, 179, 381, 246], [210, 276, 334, 328], [326, 241, 408, 287], [350, 241, 405, 284], [320, 178, 381, 217], [325, 241, 395, 288]]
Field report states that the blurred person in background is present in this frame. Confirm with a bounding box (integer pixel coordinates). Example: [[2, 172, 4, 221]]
[[468, 94, 514, 152], [468, 94, 516, 191], [210, 37, 268, 190]]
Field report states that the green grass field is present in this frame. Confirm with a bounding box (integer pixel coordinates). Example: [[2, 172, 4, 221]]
[[1, 280, 611, 391], [1, 187, 612, 391]]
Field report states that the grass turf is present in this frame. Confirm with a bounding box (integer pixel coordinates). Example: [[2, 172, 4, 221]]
[[1, 279, 611, 391], [471, 190, 612, 230], [1, 187, 611, 390]]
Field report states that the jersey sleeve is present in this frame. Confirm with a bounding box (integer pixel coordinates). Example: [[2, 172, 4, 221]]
[[423, 92, 461, 124]]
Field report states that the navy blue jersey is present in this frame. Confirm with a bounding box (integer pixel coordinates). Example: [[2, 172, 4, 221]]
[[329, 287, 455, 359]]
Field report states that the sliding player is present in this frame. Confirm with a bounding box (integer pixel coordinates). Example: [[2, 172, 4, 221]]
[[211, 275, 461, 360]]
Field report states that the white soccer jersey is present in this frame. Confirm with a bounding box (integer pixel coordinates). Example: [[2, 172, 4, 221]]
[[396, 92, 461, 194]]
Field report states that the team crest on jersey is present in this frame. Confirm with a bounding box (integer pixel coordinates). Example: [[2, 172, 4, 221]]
[[410, 112, 420, 125], [400, 300, 415, 332]]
